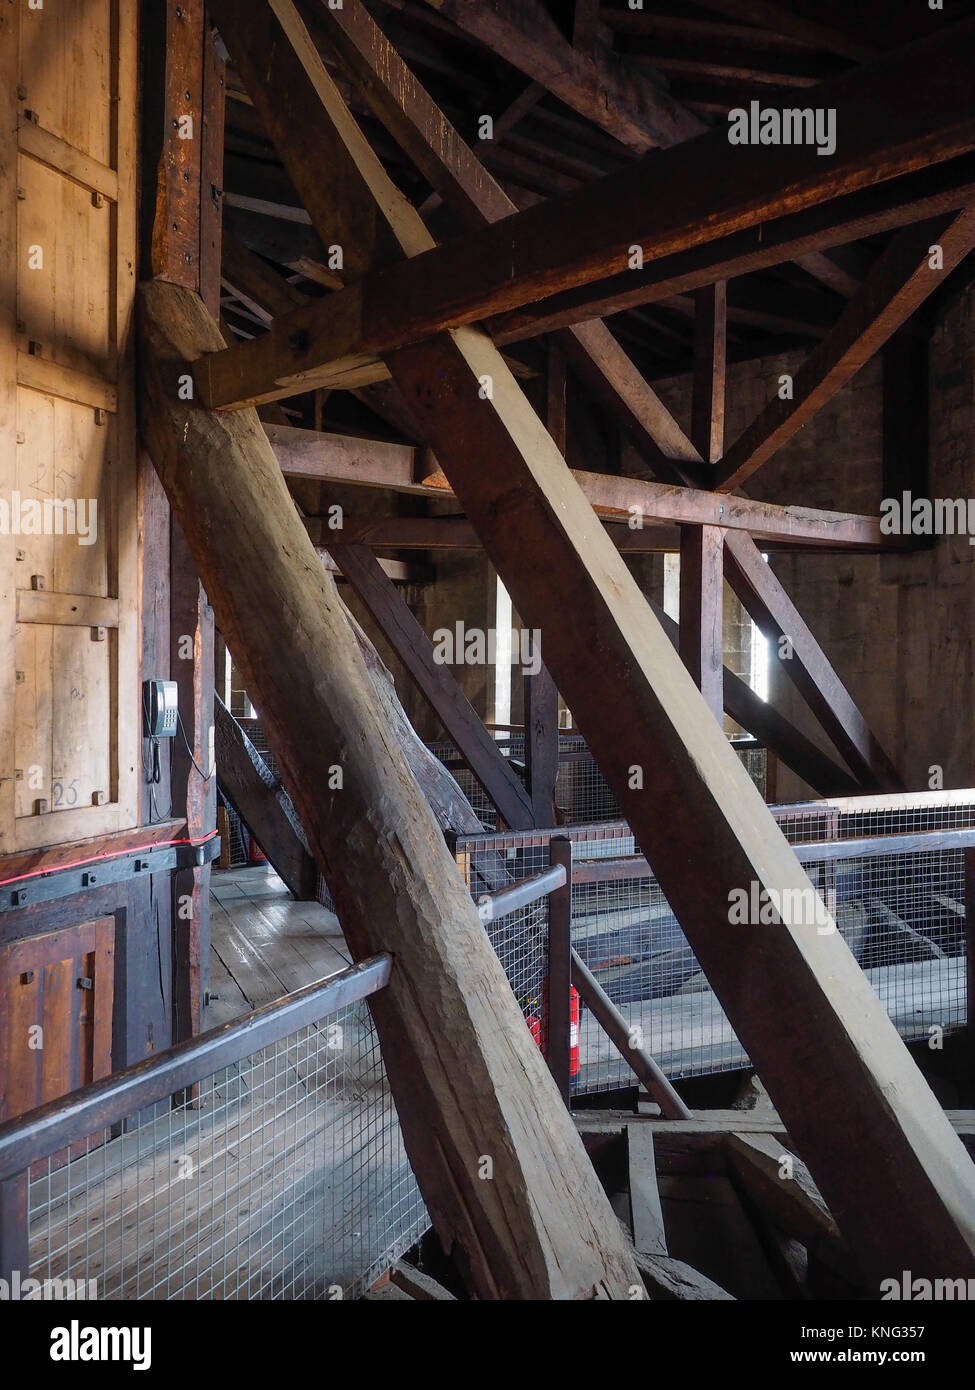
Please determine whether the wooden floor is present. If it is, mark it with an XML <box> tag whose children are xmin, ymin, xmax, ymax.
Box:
<box><xmin>207</xmin><ymin>865</ymin><xmax>351</xmax><ymax>1026</ymax></box>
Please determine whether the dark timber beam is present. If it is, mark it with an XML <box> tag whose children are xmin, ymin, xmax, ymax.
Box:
<box><xmin>138</xmin><ymin>278</ymin><xmax>641</xmax><ymax>1301</ymax></box>
<box><xmin>648</xmin><ymin>601</ymin><xmax>860</xmax><ymax>798</ymax></box>
<box><xmin>214</xmin><ymin>696</ymin><xmax>318</xmax><ymax>900</ymax></box>
<box><xmin>326</xmin><ymin>542</ymin><xmax>534</xmax><ymax>829</ymax></box>
<box><xmin>421</xmin><ymin>0</ymin><xmax>706</xmax><ymax>152</ymax></box>
<box><xmin>488</xmin><ymin>157</ymin><xmax>975</xmax><ymax>342</ymax></box>
<box><xmin>684</xmin><ymin>0</ymin><xmax>878</xmax><ymax>61</ymax></box>
<box><xmin>143</xmin><ymin>0</ymin><xmax>222</xmax><ymax>1042</ymax></box>
<box><xmin>715</xmin><ymin>210</ymin><xmax>975</xmax><ymax>491</ymax></box>
<box><xmin>723</xmin><ymin>532</ymin><xmax>903</xmax><ymax>791</ymax></box>
<box><xmin>248</xmin><ymin>0</ymin><xmax>975</xmax><ymax>1286</ymax></box>
<box><xmin>524</xmin><ymin>665</ymin><xmax>560</xmax><ymax>828</ymax></box>
<box><xmin>391</xmin><ymin>325</ymin><xmax>975</xmax><ymax>1286</ymax></box>
<box><xmin>193</xmin><ymin>23</ymin><xmax>975</xmax><ymax>408</ymax></box>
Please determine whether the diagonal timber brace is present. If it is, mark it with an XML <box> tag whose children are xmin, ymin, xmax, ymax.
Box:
<box><xmin>388</xmin><ymin>323</ymin><xmax>975</xmax><ymax>1285</ymax></box>
<box><xmin>327</xmin><ymin>541</ymin><xmax>534</xmax><ymax>828</ymax></box>
<box><xmin>137</xmin><ymin>280</ymin><xmax>642</xmax><ymax>1300</ymax></box>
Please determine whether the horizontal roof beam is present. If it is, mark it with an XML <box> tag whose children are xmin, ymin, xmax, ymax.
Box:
<box><xmin>268</xmin><ymin>424</ymin><xmax>901</xmax><ymax>550</ymax></box>
<box><xmin>194</xmin><ymin>21</ymin><xmax>975</xmax><ymax>408</ymax></box>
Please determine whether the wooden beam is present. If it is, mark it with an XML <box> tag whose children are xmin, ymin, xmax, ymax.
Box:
<box><xmin>193</xmin><ymin>25</ymin><xmax>975</xmax><ymax>407</ymax></box>
<box><xmin>715</xmin><ymin>211</ymin><xmax>975</xmax><ymax>491</ymax></box>
<box><xmin>691</xmin><ymin>283</ymin><xmax>727</xmax><ymax>467</ymax></box>
<box><xmin>545</xmin><ymin>340</ymin><xmax>567</xmax><ymax>457</ymax></box>
<box><xmin>679</xmin><ymin>282</ymin><xmax>726</xmax><ymax>721</ymax></box>
<box><xmin>679</xmin><ymin>526</ymin><xmax>724</xmax><ymax>723</ymax></box>
<box><xmin>268</xmin><ymin>423</ymin><xmax>893</xmax><ymax>548</ymax></box>
<box><xmin>143</xmin><ymin>0</ymin><xmax>219</xmax><ymax>1042</ymax></box>
<box><xmin>208</xmin><ymin>0</ymin><xmax>400</xmax><ymax>281</ymax></box>
<box><xmin>489</xmin><ymin>157</ymin><xmax>975</xmax><ymax>342</ymax></box>
<box><xmin>648</xmin><ymin>599</ymin><xmax>861</xmax><ymax>797</ymax></box>
<box><xmin>326</xmin><ymin>542</ymin><xmax>534</xmax><ymax>829</ymax></box>
<box><xmin>684</xmin><ymin>0</ymin><xmax>878</xmax><ymax>62</ymax></box>
<box><xmin>723</xmin><ymin>532</ymin><xmax>902</xmax><ymax>790</ymax></box>
<box><xmin>725</xmin><ymin>1131</ymin><xmax>857</xmax><ymax>1280</ymax></box>
<box><xmin>199</xmin><ymin>1</ymin><xmax>975</xmax><ymax>1285</ymax></box>
<box><xmin>627</xmin><ymin>1125</ymin><xmax>667</xmax><ymax>1257</ymax></box>
<box><xmin>423</xmin><ymin>0</ymin><xmax>705</xmax><ymax>152</ymax></box>
<box><xmin>138</xmin><ymin>277</ymin><xmax>641</xmax><ymax>1301</ymax></box>
<box><xmin>524</xmin><ymin>664</ymin><xmax>559</xmax><ymax>828</ymax></box>
<box><xmin>214</xmin><ymin>696</ymin><xmax>318</xmax><ymax>900</ymax></box>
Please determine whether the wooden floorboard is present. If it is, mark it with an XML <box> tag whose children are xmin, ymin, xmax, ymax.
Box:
<box><xmin>207</xmin><ymin>866</ymin><xmax>350</xmax><ymax>1017</ymax></box>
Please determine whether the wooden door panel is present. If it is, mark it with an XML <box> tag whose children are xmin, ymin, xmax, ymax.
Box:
<box><xmin>0</xmin><ymin>916</ymin><xmax>115</xmax><ymax>1125</ymax></box>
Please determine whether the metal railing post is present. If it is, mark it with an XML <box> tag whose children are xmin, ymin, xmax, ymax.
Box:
<box><xmin>547</xmin><ymin>837</ymin><xmax>573</xmax><ymax>1106</ymax></box>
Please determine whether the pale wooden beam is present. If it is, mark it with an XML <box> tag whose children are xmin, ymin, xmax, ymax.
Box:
<box><xmin>680</xmin><ymin>281</ymin><xmax>727</xmax><ymax>721</ymax></box>
<box><xmin>138</xmin><ymin>277</ymin><xmax>641</xmax><ymax>1301</ymax></box>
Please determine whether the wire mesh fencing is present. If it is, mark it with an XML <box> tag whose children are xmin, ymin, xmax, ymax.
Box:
<box><xmin>454</xmin><ymin>793</ymin><xmax>975</xmax><ymax>1093</ymax></box>
<box><xmin>429</xmin><ymin>733</ymin><xmax>765</xmax><ymax>827</ymax></box>
<box><xmin>21</xmin><ymin>993</ymin><xmax>426</xmax><ymax>1301</ymax></box>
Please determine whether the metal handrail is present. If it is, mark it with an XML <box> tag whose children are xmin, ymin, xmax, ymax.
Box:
<box><xmin>477</xmin><ymin>864</ymin><xmax>566</xmax><ymax>921</ymax></box>
<box><xmin>0</xmin><ymin>952</ymin><xmax>391</xmax><ymax>1181</ymax></box>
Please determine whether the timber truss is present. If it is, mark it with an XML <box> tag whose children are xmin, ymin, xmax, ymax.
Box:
<box><xmin>143</xmin><ymin>0</ymin><xmax>975</xmax><ymax>1294</ymax></box>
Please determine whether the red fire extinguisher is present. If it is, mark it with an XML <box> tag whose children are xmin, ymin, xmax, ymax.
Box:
<box><xmin>248</xmin><ymin>834</ymin><xmax>268</xmax><ymax>865</ymax></box>
<box><xmin>537</xmin><ymin>978</ymin><xmax>581</xmax><ymax>1077</ymax></box>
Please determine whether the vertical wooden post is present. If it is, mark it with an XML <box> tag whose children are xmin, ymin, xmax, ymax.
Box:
<box><xmin>524</xmin><ymin>665</ymin><xmax>559</xmax><ymax>826</ymax></box>
<box><xmin>143</xmin><ymin>0</ymin><xmax>224</xmax><ymax>1041</ymax></box>
<box><xmin>691</xmin><ymin>281</ymin><xmax>727</xmax><ymax>467</ymax></box>
<box><xmin>679</xmin><ymin>526</ymin><xmax>725</xmax><ymax>722</ymax></box>
<box><xmin>547</xmin><ymin>836</ymin><xmax>573</xmax><ymax>1106</ymax></box>
<box><xmin>680</xmin><ymin>282</ymin><xmax>726</xmax><ymax>722</ymax></box>
<box><xmin>546</xmin><ymin>341</ymin><xmax>568</xmax><ymax>455</ymax></box>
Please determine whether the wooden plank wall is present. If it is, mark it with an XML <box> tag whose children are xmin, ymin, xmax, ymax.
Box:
<box><xmin>1</xmin><ymin>0</ymin><xmax>139</xmax><ymax>858</ymax></box>
<box><xmin>0</xmin><ymin>2</ymin><xmax>179</xmax><ymax>1077</ymax></box>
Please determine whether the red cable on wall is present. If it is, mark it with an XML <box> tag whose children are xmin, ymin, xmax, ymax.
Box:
<box><xmin>0</xmin><ymin>830</ymin><xmax>221</xmax><ymax>890</ymax></box>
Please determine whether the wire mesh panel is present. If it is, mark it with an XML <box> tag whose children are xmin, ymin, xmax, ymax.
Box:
<box><xmin>26</xmin><ymin>1001</ymin><xmax>426</xmax><ymax>1301</ymax></box>
<box><xmin>827</xmin><ymin>848</ymin><xmax>967</xmax><ymax>1040</ymax></box>
<box><xmin>455</xmin><ymin>793</ymin><xmax>975</xmax><ymax>1092</ymax></box>
<box><xmin>430</xmin><ymin>733</ymin><xmax>765</xmax><ymax>827</ymax></box>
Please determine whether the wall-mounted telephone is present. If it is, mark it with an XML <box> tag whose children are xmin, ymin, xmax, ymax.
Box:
<box><xmin>142</xmin><ymin>679</ymin><xmax>179</xmax><ymax>738</ymax></box>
